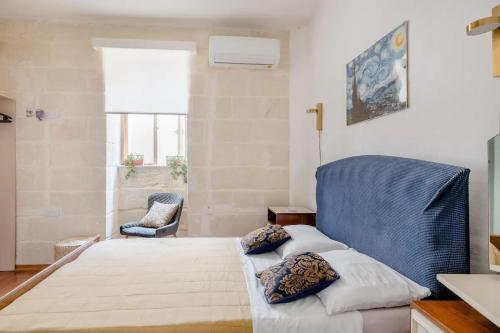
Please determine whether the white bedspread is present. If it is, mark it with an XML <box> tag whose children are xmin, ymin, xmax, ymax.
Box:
<box><xmin>235</xmin><ymin>240</ymin><xmax>364</xmax><ymax>333</ymax></box>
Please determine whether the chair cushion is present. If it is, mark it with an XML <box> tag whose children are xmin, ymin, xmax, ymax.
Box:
<box><xmin>139</xmin><ymin>202</ymin><xmax>179</xmax><ymax>228</ymax></box>
<box><xmin>121</xmin><ymin>226</ymin><xmax>157</xmax><ymax>238</ymax></box>
<box><xmin>256</xmin><ymin>252</ymin><xmax>339</xmax><ymax>304</ymax></box>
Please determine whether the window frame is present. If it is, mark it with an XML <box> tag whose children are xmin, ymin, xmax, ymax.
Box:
<box><xmin>121</xmin><ymin>114</ymin><xmax>186</xmax><ymax>166</ymax></box>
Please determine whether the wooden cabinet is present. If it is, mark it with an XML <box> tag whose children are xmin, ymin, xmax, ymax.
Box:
<box><xmin>411</xmin><ymin>301</ymin><xmax>500</xmax><ymax>333</ymax></box>
<box><xmin>267</xmin><ymin>206</ymin><xmax>315</xmax><ymax>226</ymax></box>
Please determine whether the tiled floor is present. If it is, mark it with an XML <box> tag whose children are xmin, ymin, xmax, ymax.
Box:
<box><xmin>0</xmin><ymin>271</ymin><xmax>37</xmax><ymax>298</ymax></box>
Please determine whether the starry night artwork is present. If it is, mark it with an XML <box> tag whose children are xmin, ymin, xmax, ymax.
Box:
<box><xmin>346</xmin><ymin>22</ymin><xmax>408</xmax><ymax>125</ymax></box>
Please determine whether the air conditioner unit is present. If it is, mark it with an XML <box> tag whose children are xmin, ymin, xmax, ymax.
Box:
<box><xmin>209</xmin><ymin>36</ymin><xmax>280</xmax><ymax>69</ymax></box>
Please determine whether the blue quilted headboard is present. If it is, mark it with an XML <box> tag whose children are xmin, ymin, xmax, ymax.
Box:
<box><xmin>316</xmin><ymin>155</ymin><xmax>470</xmax><ymax>297</ymax></box>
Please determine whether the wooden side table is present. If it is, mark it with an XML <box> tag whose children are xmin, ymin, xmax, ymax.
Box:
<box><xmin>437</xmin><ymin>274</ymin><xmax>500</xmax><ymax>328</ymax></box>
<box><xmin>267</xmin><ymin>206</ymin><xmax>316</xmax><ymax>226</ymax></box>
<box><xmin>411</xmin><ymin>300</ymin><xmax>500</xmax><ymax>333</ymax></box>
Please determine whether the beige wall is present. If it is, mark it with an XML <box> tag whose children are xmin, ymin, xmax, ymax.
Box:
<box><xmin>105</xmin><ymin>114</ymin><xmax>121</xmax><ymax>239</ymax></box>
<box><xmin>0</xmin><ymin>20</ymin><xmax>289</xmax><ymax>264</ymax></box>
<box><xmin>187</xmin><ymin>30</ymin><xmax>290</xmax><ymax>237</ymax></box>
<box><xmin>0</xmin><ymin>21</ymin><xmax>107</xmax><ymax>264</ymax></box>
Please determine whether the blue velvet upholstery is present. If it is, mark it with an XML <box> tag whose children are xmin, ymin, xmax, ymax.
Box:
<box><xmin>315</xmin><ymin>155</ymin><xmax>470</xmax><ymax>297</ymax></box>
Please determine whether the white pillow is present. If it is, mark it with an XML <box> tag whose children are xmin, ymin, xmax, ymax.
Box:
<box><xmin>317</xmin><ymin>249</ymin><xmax>431</xmax><ymax>314</ymax></box>
<box><xmin>139</xmin><ymin>202</ymin><xmax>178</xmax><ymax>228</ymax></box>
<box><xmin>275</xmin><ymin>225</ymin><xmax>348</xmax><ymax>259</ymax></box>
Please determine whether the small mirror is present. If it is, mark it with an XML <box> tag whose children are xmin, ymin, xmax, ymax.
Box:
<box><xmin>488</xmin><ymin>134</ymin><xmax>500</xmax><ymax>272</ymax></box>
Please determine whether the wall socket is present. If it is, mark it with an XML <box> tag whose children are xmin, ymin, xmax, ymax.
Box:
<box><xmin>45</xmin><ymin>209</ymin><xmax>61</xmax><ymax>219</ymax></box>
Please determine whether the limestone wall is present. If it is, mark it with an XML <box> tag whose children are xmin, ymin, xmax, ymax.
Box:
<box><xmin>0</xmin><ymin>20</ymin><xmax>289</xmax><ymax>263</ymax></box>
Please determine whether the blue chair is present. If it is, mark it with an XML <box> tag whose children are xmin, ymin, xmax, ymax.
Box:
<box><xmin>120</xmin><ymin>193</ymin><xmax>184</xmax><ymax>238</ymax></box>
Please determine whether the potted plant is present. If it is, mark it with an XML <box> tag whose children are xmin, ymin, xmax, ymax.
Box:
<box><xmin>166</xmin><ymin>156</ymin><xmax>187</xmax><ymax>183</ymax></box>
<box><xmin>123</xmin><ymin>154</ymin><xmax>144</xmax><ymax>179</ymax></box>
<box><xmin>130</xmin><ymin>154</ymin><xmax>144</xmax><ymax>166</ymax></box>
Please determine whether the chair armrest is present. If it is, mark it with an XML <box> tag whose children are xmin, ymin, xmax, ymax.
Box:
<box><xmin>120</xmin><ymin>222</ymin><xmax>141</xmax><ymax>231</ymax></box>
<box><xmin>155</xmin><ymin>220</ymin><xmax>179</xmax><ymax>237</ymax></box>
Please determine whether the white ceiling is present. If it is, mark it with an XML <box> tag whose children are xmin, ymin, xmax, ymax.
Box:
<box><xmin>0</xmin><ymin>0</ymin><xmax>322</xmax><ymax>29</ymax></box>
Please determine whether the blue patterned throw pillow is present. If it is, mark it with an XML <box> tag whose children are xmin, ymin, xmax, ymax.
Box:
<box><xmin>241</xmin><ymin>225</ymin><xmax>291</xmax><ymax>254</ymax></box>
<box><xmin>256</xmin><ymin>252</ymin><xmax>339</xmax><ymax>304</ymax></box>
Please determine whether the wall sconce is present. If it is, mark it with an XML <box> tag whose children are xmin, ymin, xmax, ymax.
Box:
<box><xmin>307</xmin><ymin>103</ymin><xmax>324</xmax><ymax>165</ymax></box>
<box><xmin>466</xmin><ymin>5</ymin><xmax>500</xmax><ymax>77</ymax></box>
<box><xmin>306</xmin><ymin>103</ymin><xmax>323</xmax><ymax>132</ymax></box>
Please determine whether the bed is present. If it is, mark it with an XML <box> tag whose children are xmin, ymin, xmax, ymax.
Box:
<box><xmin>0</xmin><ymin>155</ymin><xmax>471</xmax><ymax>333</ymax></box>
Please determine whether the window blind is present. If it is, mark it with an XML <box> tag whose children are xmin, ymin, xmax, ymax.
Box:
<box><xmin>100</xmin><ymin>44</ymin><xmax>192</xmax><ymax>115</ymax></box>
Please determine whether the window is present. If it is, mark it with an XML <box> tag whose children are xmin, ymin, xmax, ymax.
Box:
<box><xmin>123</xmin><ymin>114</ymin><xmax>186</xmax><ymax>166</ymax></box>
<box><xmin>97</xmin><ymin>41</ymin><xmax>193</xmax><ymax>167</ymax></box>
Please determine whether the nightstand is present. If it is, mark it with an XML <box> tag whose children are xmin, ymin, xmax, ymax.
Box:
<box><xmin>411</xmin><ymin>300</ymin><xmax>500</xmax><ymax>333</ymax></box>
<box><xmin>267</xmin><ymin>206</ymin><xmax>316</xmax><ymax>226</ymax></box>
<box><xmin>437</xmin><ymin>274</ymin><xmax>500</xmax><ymax>327</ymax></box>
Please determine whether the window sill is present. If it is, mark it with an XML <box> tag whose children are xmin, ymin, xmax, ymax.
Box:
<box><xmin>118</xmin><ymin>165</ymin><xmax>169</xmax><ymax>169</ymax></box>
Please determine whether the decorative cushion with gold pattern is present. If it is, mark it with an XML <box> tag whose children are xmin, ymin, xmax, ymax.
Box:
<box><xmin>241</xmin><ymin>225</ymin><xmax>291</xmax><ymax>255</ymax></box>
<box><xmin>256</xmin><ymin>252</ymin><xmax>339</xmax><ymax>304</ymax></box>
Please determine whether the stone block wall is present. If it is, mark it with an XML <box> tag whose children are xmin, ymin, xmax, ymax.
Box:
<box><xmin>188</xmin><ymin>31</ymin><xmax>290</xmax><ymax>236</ymax></box>
<box><xmin>0</xmin><ymin>21</ymin><xmax>107</xmax><ymax>264</ymax></box>
<box><xmin>0</xmin><ymin>20</ymin><xmax>289</xmax><ymax>263</ymax></box>
<box><xmin>105</xmin><ymin>114</ymin><xmax>121</xmax><ymax>239</ymax></box>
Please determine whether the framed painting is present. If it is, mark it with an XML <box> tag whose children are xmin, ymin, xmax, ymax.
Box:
<box><xmin>346</xmin><ymin>22</ymin><xmax>408</xmax><ymax>125</ymax></box>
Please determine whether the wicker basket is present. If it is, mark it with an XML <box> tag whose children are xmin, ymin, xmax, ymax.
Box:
<box><xmin>54</xmin><ymin>236</ymin><xmax>94</xmax><ymax>261</ymax></box>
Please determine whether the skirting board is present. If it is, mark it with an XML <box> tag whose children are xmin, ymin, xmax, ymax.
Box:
<box><xmin>15</xmin><ymin>265</ymin><xmax>50</xmax><ymax>273</ymax></box>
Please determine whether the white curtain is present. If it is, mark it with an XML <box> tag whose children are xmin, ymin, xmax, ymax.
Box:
<box><xmin>101</xmin><ymin>47</ymin><xmax>191</xmax><ymax>115</ymax></box>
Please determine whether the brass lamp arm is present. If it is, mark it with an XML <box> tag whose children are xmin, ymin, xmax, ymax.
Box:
<box><xmin>306</xmin><ymin>103</ymin><xmax>323</xmax><ymax>132</ymax></box>
<box><xmin>467</xmin><ymin>16</ymin><xmax>500</xmax><ymax>36</ymax></box>
<box><xmin>466</xmin><ymin>5</ymin><xmax>500</xmax><ymax>77</ymax></box>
